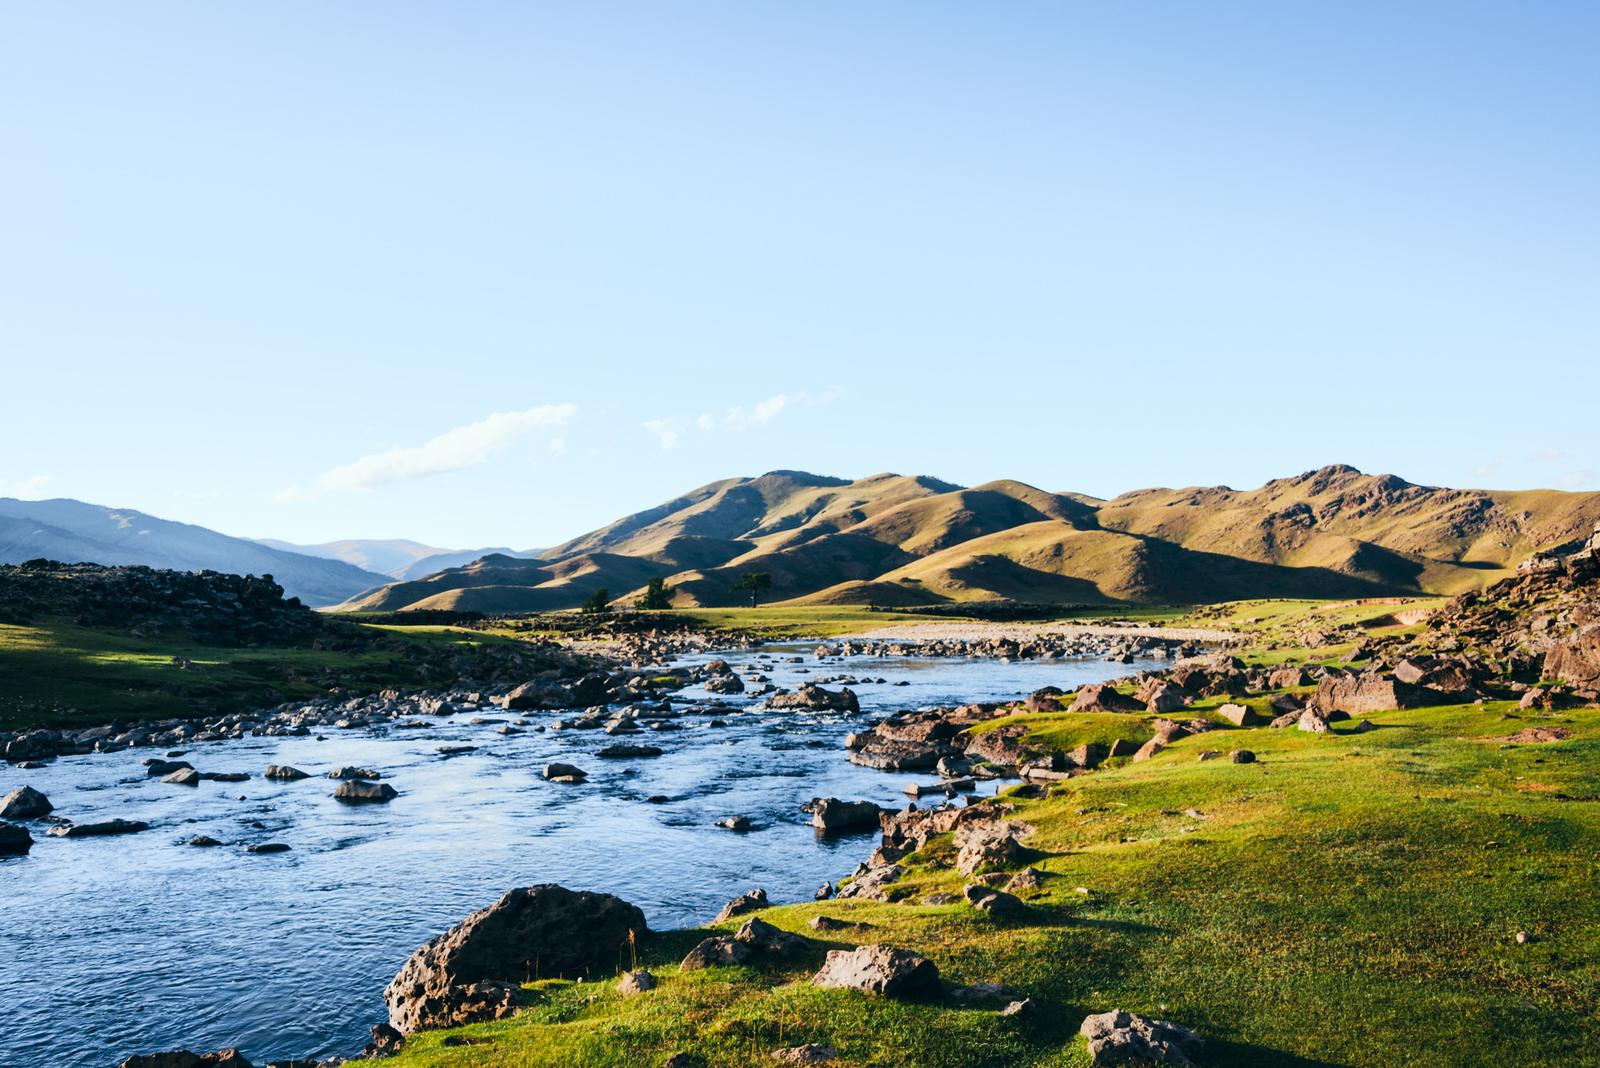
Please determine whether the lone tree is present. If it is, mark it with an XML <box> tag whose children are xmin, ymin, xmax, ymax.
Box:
<box><xmin>637</xmin><ymin>576</ymin><xmax>673</xmax><ymax>611</ymax></box>
<box><xmin>734</xmin><ymin>572</ymin><xmax>773</xmax><ymax>608</ymax></box>
<box><xmin>581</xmin><ymin>587</ymin><xmax>612</xmax><ymax>615</ymax></box>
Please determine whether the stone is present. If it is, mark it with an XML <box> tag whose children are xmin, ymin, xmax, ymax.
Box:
<box><xmin>809</xmin><ymin>798</ymin><xmax>883</xmax><ymax>833</ymax></box>
<box><xmin>542</xmin><ymin>762</ymin><xmax>587</xmax><ymax>781</ymax></box>
<box><xmin>1080</xmin><ymin>1009</ymin><xmax>1203</xmax><ymax>1066</ymax></box>
<box><xmin>1296</xmin><ymin>711</ymin><xmax>1330</xmax><ymax>734</ymax></box>
<box><xmin>1070</xmin><ymin>683</ymin><xmax>1144</xmax><ymax>714</ymax></box>
<box><xmin>1216</xmin><ymin>703</ymin><xmax>1256</xmax><ymax>727</ymax></box>
<box><xmin>680</xmin><ymin>935</ymin><xmax>752</xmax><ymax>970</ymax></box>
<box><xmin>1025</xmin><ymin>686</ymin><xmax>1066</xmax><ymax>712</ymax></box>
<box><xmin>617</xmin><ymin>969</ymin><xmax>657</xmax><ymax>995</ymax></box>
<box><xmin>963</xmin><ymin>884</ymin><xmax>1027</xmax><ymax>918</ymax></box>
<box><xmin>0</xmin><ymin>785</ymin><xmax>52</xmax><ymax>819</ymax></box>
<box><xmin>1546</xmin><ymin>623</ymin><xmax>1600</xmax><ymax>688</ymax></box>
<box><xmin>1311</xmin><ymin>673</ymin><xmax>1437</xmax><ymax>716</ymax></box>
<box><xmin>1006</xmin><ymin>867</ymin><xmax>1044</xmax><ymax>893</ymax></box>
<box><xmin>734</xmin><ymin>916</ymin><xmax>810</xmax><ymax>957</ymax></box>
<box><xmin>144</xmin><ymin>759</ymin><xmax>193</xmax><ymax>776</ymax></box>
<box><xmin>1229</xmin><ymin>749</ymin><xmax>1256</xmax><ymax>764</ymax></box>
<box><xmin>47</xmin><ymin>818</ymin><xmax>148</xmax><ymax>838</ymax></box>
<box><xmin>0</xmin><ymin>821</ymin><xmax>33</xmax><ymax>855</ymax></box>
<box><xmin>810</xmin><ymin>915</ymin><xmax>871</xmax><ymax>933</ymax></box>
<box><xmin>1268</xmin><ymin>665</ymin><xmax>1311</xmax><ymax>689</ymax></box>
<box><xmin>188</xmin><ymin>835</ymin><xmax>223</xmax><ymax>847</ymax></box>
<box><xmin>246</xmin><ymin>842</ymin><xmax>291</xmax><ymax>854</ymax></box>
<box><xmin>263</xmin><ymin>765</ymin><xmax>309</xmax><ymax>781</ymax></box>
<box><xmin>333</xmin><ymin>779</ymin><xmax>397</xmax><ymax>803</ymax></box>
<box><xmin>117</xmin><ymin>1050</ymin><xmax>253</xmax><ymax>1068</ymax></box>
<box><xmin>384</xmin><ymin>884</ymin><xmax>647</xmax><ymax>1032</ymax></box>
<box><xmin>949</xmin><ymin>982</ymin><xmax>1025</xmax><ymax>1006</ymax></box>
<box><xmin>713</xmin><ymin>888</ymin><xmax>769</xmax><ymax>923</ymax></box>
<box><xmin>1001</xmin><ymin>998</ymin><xmax>1037</xmax><ymax>1019</ymax></box>
<box><xmin>770</xmin><ymin>1044</ymin><xmax>839</xmax><ymax>1063</ymax></box>
<box><xmin>162</xmin><ymin>768</ymin><xmax>202</xmax><ymax>786</ymax></box>
<box><xmin>327</xmin><ymin>766</ymin><xmax>381</xmax><ymax>780</ymax></box>
<box><xmin>767</xmin><ymin>683</ymin><xmax>860</xmax><ymax>713</ymax></box>
<box><xmin>811</xmin><ymin>945</ymin><xmax>940</xmax><ymax>998</ymax></box>
<box><xmin>717</xmin><ymin>816</ymin><xmax>751</xmax><ymax>832</ymax></box>
<box><xmin>1142</xmin><ymin>681</ymin><xmax>1189</xmax><ymax>713</ymax></box>
<box><xmin>365</xmin><ymin>1022</ymin><xmax>405</xmax><ymax>1057</ymax></box>
<box><xmin>955</xmin><ymin>820</ymin><xmax>1030</xmax><ymax>875</ymax></box>
<box><xmin>596</xmin><ymin>743</ymin><xmax>664</xmax><ymax>759</ymax></box>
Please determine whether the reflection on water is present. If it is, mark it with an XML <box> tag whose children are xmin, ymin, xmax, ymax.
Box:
<box><xmin>0</xmin><ymin>648</ymin><xmax>1159</xmax><ymax>1067</ymax></box>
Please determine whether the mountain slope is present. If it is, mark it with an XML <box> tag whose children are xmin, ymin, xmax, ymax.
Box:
<box><xmin>258</xmin><ymin>538</ymin><xmax>545</xmax><ymax>580</ymax></box>
<box><xmin>334</xmin><ymin>467</ymin><xmax>1600</xmax><ymax>612</ymax></box>
<box><xmin>0</xmin><ymin>499</ymin><xmax>387</xmax><ymax>607</ymax></box>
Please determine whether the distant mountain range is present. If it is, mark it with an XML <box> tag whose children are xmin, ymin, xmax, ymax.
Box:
<box><xmin>254</xmin><ymin>538</ymin><xmax>545</xmax><ymax>581</ymax></box>
<box><xmin>0</xmin><ymin>498</ymin><xmax>388</xmax><ymax>607</ymax></box>
<box><xmin>336</xmin><ymin>466</ymin><xmax>1600</xmax><ymax>613</ymax></box>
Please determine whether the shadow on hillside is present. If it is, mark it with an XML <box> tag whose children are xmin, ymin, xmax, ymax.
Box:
<box><xmin>1197</xmin><ymin>1037</ymin><xmax>1347</xmax><ymax>1067</ymax></box>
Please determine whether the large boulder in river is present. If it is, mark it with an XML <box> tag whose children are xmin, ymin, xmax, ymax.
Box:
<box><xmin>0</xmin><ymin>821</ymin><xmax>33</xmax><ymax>855</ymax></box>
<box><xmin>808</xmin><ymin>798</ymin><xmax>882</xmax><ymax>833</ymax></box>
<box><xmin>0</xmin><ymin>785</ymin><xmax>52</xmax><ymax>819</ymax></box>
<box><xmin>768</xmin><ymin>684</ymin><xmax>860</xmax><ymax>713</ymax></box>
<box><xmin>333</xmin><ymin>779</ymin><xmax>397</xmax><ymax>803</ymax></box>
<box><xmin>384</xmin><ymin>885</ymin><xmax>647</xmax><ymax>1033</ymax></box>
<box><xmin>812</xmin><ymin>945</ymin><xmax>940</xmax><ymax>998</ymax></box>
<box><xmin>117</xmin><ymin>1049</ymin><xmax>253</xmax><ymax>1068</ymax></box>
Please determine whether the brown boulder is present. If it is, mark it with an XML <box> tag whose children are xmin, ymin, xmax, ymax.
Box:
<box><xmin>1310</xmin><ymin>673</ymin><xmax>1436</xmax><ymax>715</ymax></box>
<box><xmin>812</xmin><ymin>945</ymin><xmax>940</xmax><ymax>998</ymax></box>
<box><xmin>1546</xmin><ymin>623</ymin><xmax>1600</xmax><ymax>688</ymax></box>
<box><xmin>383</xmin><ymin>885</ymin><xmax>647</xmax><ymax>1033</ymax></box>
<box><xmin>1070</xmin><ymin>683</ymin><xmax>1144</xmax><ymax>714</ymax></box>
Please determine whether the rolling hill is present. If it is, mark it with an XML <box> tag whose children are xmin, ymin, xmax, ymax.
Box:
<box><xmin>0</xmin><ymin>498</ymin><xmax>388</xmax><ymax>607</ymax></box>
<box><xmin>335</xmin><ymin>465</ymin><xmax>1600</xmax><ymax>613</ymax></box>
<box><xmin>255</xmin><ymin>538</ymin><xmax>546</xmax><ymax>580</ymax></box>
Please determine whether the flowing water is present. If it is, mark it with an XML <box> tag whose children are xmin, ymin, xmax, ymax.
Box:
<box><xmin>0</xmin><ymin>648</ymin><xmax>1161</xmax><ymax>1068</ymax></box>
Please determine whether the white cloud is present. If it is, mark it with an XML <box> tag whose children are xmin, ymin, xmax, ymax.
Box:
<box><xmin>723</xmin><ymin>389</ymin><xmax>841</xmax><ymax>430</ymax></box>
<box><xmin>696</xmin><ymin>413</ymin><xmax>716</xmax><ymax>432</ymax></box>
<box><xmin>309</xmin><ymin>403</ymin><xmax>576</xmax><ymax>494</ymax></box>
<box><xmin>547</xmin><ymin>436</ymin><xmax>569</xmax><ymax>456</ymax></box>
<box><xmin>274</xmin><ymin>484</ymin><xmax>316</xmax><ymax>504</ymax></box>
<box><xmin>643</xmin><ymin>419</ymin><xmax>682</xmax><ymax>450</ymax></box>
<box><xmin>1557</xmin><ymin>469</ymin><xmax>1597</xmax><ymax>489</ymax></box>
<box><xmin>0</xmin><ymin>474</ymin><xmax>51</xmax><ymax>498</ymax></box>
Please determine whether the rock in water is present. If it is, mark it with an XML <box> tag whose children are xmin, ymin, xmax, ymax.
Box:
<box><xmin>808</xmin><ymin>798</ymin><xmax>882</xmax><ymax>833</ymax></box>
<box><xmin>333</xmin><ymin>779</ymin><xmax>397</xmax><ymax>803</ymax></box>
<box><xmin>117</xmin><ymin>1050</ymin><xmax>253</xmax><ymax>1068</ymax></box>
<box><xmin>0</xmin><ymin>785</ymin><xmax>52</xmax><ymax>819</ymax></box>
<box><xmin>1079</xmin><ymin>1010</ymin><xmax>1203</xmax><ymax>1066</ymax></box>
<box><xmin>264</xmin><ymin>765</ymin><xmax>309</xmax><ymax>781</ymax></box>
<box><xmin>811</xmin><ymin>945</ymin><xmax>940</xmax><ymax>998</ymax></box>
<box><xmin>47</xmin><ymin>819</ymin><xmax>148</xmax><ymax>838</ymax></box>
<box><xmin>327</xmin><ymin>766</ymin><xmax>381</xmax><ymax>780</ymax></box>
<box><xmin>0</xmin><ymin>822</ymin><xmax>33</xmax><ymax>855</ymax></box>
<box><xmin>384</xmin><ymin>884</ymin><xmax>647</xmax><ymax>1033</ymax></box>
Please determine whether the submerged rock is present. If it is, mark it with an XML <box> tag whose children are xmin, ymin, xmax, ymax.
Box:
<box><xmin>384</xmin><ymin>884</ymin><xmax>647</xmax><ymax>1033</ymax></box>
<box><xmin>48</xmin><ymin>818</ymin><xmax>148</xmax><ymax>838</ymax></box>
<box><xmin>0</xmin><ymin>821</ymin><xmax>33</xmax><ymax>855</ymax></box>
<box><xmin>333</xmin><ymin>779</ymin><xmax>397</xmax><ymax>803</ymax></box>
<box><xmin>263</xmin><ymin>765</ymin><xmax>309</xmax><ymax>781</ymax></box>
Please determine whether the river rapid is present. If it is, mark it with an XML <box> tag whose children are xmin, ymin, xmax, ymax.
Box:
<box><xmin>1</xmin><ymin>646</ymin><xmax>1161</xmax><ymax>1068</ymax></box>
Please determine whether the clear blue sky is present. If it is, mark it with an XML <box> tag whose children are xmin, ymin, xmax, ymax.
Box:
<box><xmin>2</xmin><ymin>2</ymin><xmax>1596</xmax><ymax>549</ymax></box>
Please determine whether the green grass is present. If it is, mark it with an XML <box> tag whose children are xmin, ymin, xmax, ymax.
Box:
<box><xmin>667</xmin><ymin>606</ymin><xmax>948</xmax><ymax>639</ymax></box>
<box><xmin>385</xmin><ymin>700</ymin><xmax>1600</xmax><ymax>1067</ymax></box>
<box><xmin>0</xmin><ymin>617</ymin><xmax>529</xmax><ymax>730</ymax></box>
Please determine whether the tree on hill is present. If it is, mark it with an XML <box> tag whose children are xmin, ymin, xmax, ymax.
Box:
<box><xmin>637</xmin><ymin>577</ymin><xmax>673</xmax><ymax>611</ymax></box>
<box><xmin>734</xmin><ymin>572</ymin><xmax>773</xmax><ymax>608</ymax></box>
<box><xmin>581</xmin><ymin>587</ymin><xmax>612</xmax><ymax>614</ymax></box>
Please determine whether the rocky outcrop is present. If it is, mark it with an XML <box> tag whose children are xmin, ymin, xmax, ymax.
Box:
<box><xmin>812</xmin><ymin>945</ymin><xmax>940</xmax><ymax>998</ymax></box>
<box><xmin>117</xmin><ymin>1051</ymin><xmax>253</xmax><ymax>1068</ymax></box>
<box><xmin>1070</xmin><ymin>683</ymin><xmax>1144</xmax><ymax>713</ymax></box>
<box><xmin>767</xmin><ymin>684</ymin><xmax>860</xmax><ymax>713</ymax></box>
<box><xmin>954</xmin><ymin>819</ymin><xmax>1032</xmax><ymax>875</ymax></box>
<box><xmin>333</xmin><ymin>779</ymin><xmax>396</xmax><ymax>803</ymax></box>
<box><xmin>1079</xmin><ymin>1010</ymin><xmax>1203</xmax><ymax>1066</ymax></box>
<box><xmin>383</xmin><ymin>885</ymin><xmax>647</xmax><ymax>1033</ymax></box>
<box><xmin>1309</xmin><ymin>672</ymin><xmax>1438</xmax><ymax>715</ymax></box>
<box><xmin>807</xmin><ymin>798</ymin><xmax>883</xmax><ymax>833</ymax></box>
<box><xmin>713</xmin><ymin>888</ymin><xmax>769</xmax><ymax>922</ymax></box>
<box><xmin>1545</xmin><ymin>623</ymin><xmax>1600</xmax><ymax>688</ymax></box>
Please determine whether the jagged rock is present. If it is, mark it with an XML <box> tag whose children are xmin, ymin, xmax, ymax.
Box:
<box><xmin>808</xmin><ymin>798</ymin><xmax>882</xmax><ymax>833</ymax></box>
<box><xmin>1025</xmin><ymin>686</ymin><xmax>1066</xmax><ymax>712</ymax></box>
<box><xmin>542</xmin><ymin>762</ymin><xmax>587</xmax><ymax>782</ymax></box>
<box><xmin>1001</xmin><ymin>997</ymin><xmax>1037</xmax><ymax>1019</ymax></box>
<box><xmin>955</xmin><ymin>820</ymin><xmax>1031</xmax><ymax>876</ymax></box>
<box><xmin>963</xmin><ymin>884</ymin><xmax>1027</xmax><ymax>917</ymax></box>
<box><xmin>713</xmin><ymin>888</ymin><xmax>769</xmax><ymax>923</ymax></box>
<box><xmin>680</xmin><ymin>935</ymin><xmax>752</xmax><ymax>970</ymax></box>
<box><xmin>118</xmin><ymin>1050</ymin><xmax>253</xmax><ymax>1068</ymax></box>
<box><xmin>617</xmin><ymin>969</ymin><xmax>657</xmax><ymax>995</ymax></box>
<box><xmin>835</xmin><ymin>863</ymin><xmax>904</xmax><ymax>902</ymax></box>
<box><xmin>1216</xmin><ymin>703</ymin><xmax>1257</xmax><ymax>727</ymax></box>
<box><xmin>1140</xmin><ymin>680</ymin><xmax>1189</xmax><ymax>713</ymax></box>
<box><xmin>365</xmin><ymin>1022</ymin><xmax>405</xmax><ymax>1058</ymax></box>
<box><xmin>1268</xmin><ymin>665</ymin><xmax>1311</xmax><ymax>688</ymax></box>
<box><xmin>1311</xmin><ymin>673</ymin><xmax>1437</xmax><ymax>715</ymax></box>
<box><xmin>0</xmin><ymin>822</ymin><xmax>33</xmax><ymax>855</ymax></box>
<box><xmin>327</xmin><ymin>766</ymin><xmax>381</xmax><ymax>780</ymax></box>
<box><xmin>1006</xmin><ymin>867</ymin><xmax>1044</xmax><ymax>893</ymax></box>
<box><xmin>0</xmin><ymin>785</ymin><xmax>52</xmax><ymax>819</ymax></box>
<box><xmin>384</xmin><ymin>885</ymin><xmax>647</xmax><ymax>1032</ymax></box>
<box><xmin>1296</xmin><ymin>711</ymin><xmax>1330</xmax><ymax>734</ymax></box>
<box><xmin>333</xmin><ymin>779</ymin><xmax>396</xmax><ymax>803</ymax></box>
<box><xmin>1546</xmin><ymin>623</ymin><xmax>1600</xmax><ymax>688</ymax></box>
<box><xmin>705</xmin><ymin>673</ymin><xmax>745</xmax><ymax>695</ymax></box>
<box><xmin>734</xmin><ymin>916</ymin><xmax>810</xmax><ymax>957</ymax></box>
<box><xmin>1080</xmin><ymin>1010</ymin><xmax>1203</xmax><ymax>1066</ymax></box>
<box><xmin>812</xmin><ymin>945</ymin><xmax>940</xmax><ymax>998</ymax></box>
<box><xmin>848</xmin><ymin>738</ymin><xmax>947</xmax><ymax>771</ymax></box>
<box><xmin>1070</xmin><ymin>683</ymin><xmax>1143</xmax><ymax>714</ymax></box>
<box><xmin>263</xmin><ymin>765</ymin><xmax>309</xmax><ymax>781</ymax></box>
<box><xmin>596</xmin><ymin>743</ymin><xmax>663</xmax><ymax>759</ymax></box>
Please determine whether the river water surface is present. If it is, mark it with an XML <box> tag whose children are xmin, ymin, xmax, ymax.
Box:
<box><xmin>1</xmin><ymin>648</ymin><xmax>1158</xmax><ymax>1068</ymax></box>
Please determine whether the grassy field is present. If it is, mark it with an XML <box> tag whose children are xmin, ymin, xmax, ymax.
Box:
<box><xmin>0</xmin><ymin>618</ymin><xmax>527</xmax><ymax>730</ymax></box>
<box><xmin>383</xmin><ymin>699</ymin><xmax>1600</xmax><ymax>1068</ymax></box>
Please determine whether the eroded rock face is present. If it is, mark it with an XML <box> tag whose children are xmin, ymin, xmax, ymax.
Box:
<box><xmin>1310</xmin><ymin>672</ymin><xmax>1435</xmax><ymax>715</ymax></box>
<box><xmin>1079</xmin><ymin>1010</ymin><xmax>1203</xmax><ymax>1066</ymax></box>
<box><xmin>383</xmin><ymin>885</ymin><xmax>647</xmax><ymax>1033</ymax></box>
<box><xmin>812</xmin><ymin>945</ymin><xmax>940</xmax><ymax>998</ymax></box>
<box><xmin>1546</xmin><ymin>622</ymin><xmax>1600</xmax><ymax>688</ymax></box>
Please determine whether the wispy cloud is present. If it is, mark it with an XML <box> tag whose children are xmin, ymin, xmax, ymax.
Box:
<box><xmin>641</xmin><ymin>389</ymin><xmax>843</xmax><ymax>452</ymax></box>
<box><xmin>279</xmin><ymin>404</ymin><xmax>576</xmax><ymax>500</ymax></box>
<box><xmin>643</xmin><ymin>420</ymin><xmax>682</xmax><ymax>450</ymax></box>
<box><xmin>1557</xmin><ymin>469</ymin><xmax>1597</xmax><ymax>489</ymax></box>
<box><xmin>0</xmin><ymin>474</ymin><xmax>51</xmax><ymax>498</ymax></box>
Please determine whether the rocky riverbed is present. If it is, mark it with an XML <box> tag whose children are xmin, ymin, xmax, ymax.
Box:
<box><xmin>1</xmin><ymin>645</ymin><xmax>1169</xmax><ymax>1068</ymax></box>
